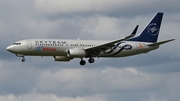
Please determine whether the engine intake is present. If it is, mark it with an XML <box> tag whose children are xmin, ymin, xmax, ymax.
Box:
<box><xmin>67</xmin><ymin>49</ymin><xmax>86</xmax><ymax>58</ymax></box>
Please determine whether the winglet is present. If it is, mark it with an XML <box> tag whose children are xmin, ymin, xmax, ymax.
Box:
<box><xmin>125</xmin><ymin>25</ymin><xmax>139</xmax><ymax>39</ymax></box>
<box><xmin>132</xmin><ymin>25</ymin><xmax>139</xmax><ymax>36</ymax></box>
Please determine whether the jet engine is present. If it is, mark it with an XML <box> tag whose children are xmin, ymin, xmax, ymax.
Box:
<box><xmin>53</xmin><ymin>56</ymin><xmax>71</xmax><ymax>62</ymax></box>
<box><xmin>67</xmin><ymin>49</ymin><xmax>86</xmax><ymax>58</ymax></box>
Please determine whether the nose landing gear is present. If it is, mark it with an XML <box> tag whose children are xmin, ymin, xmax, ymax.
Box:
<box><xmin>22</xmin><ymin>58</ymin><xmax>26</xmax><ymax>62</ymax></box>
<box><xmin>16</xmin><ymin>54</ymin><xmax>26</xmax><ymax>62</ymax></box>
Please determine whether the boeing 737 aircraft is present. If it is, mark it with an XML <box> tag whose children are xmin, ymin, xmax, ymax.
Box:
<box><xmin>7</xmin><ymin>12</ymin><xmax>174</xmax><ymax>65</ymax></box>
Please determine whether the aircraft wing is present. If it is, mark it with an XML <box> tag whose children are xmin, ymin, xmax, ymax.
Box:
<box><xmin>85</xmin><ymin>25</ymin><xmax>139</xmax><ymax>56</ymax></box>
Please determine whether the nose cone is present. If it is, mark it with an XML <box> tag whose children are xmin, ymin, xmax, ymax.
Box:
<box><xmin>6</xmin><ymin>45</ymin><xmax>15</xmax><ymax>53</ymax></box>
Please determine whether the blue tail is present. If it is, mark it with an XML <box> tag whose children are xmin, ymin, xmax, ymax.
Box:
<box><xmin>128</xmin><ymin>12</ymin><xmax>163</xmax><ymax>43</ymax></box>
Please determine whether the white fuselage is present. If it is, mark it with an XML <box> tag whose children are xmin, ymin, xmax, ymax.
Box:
<box><xmin>7</xmin><ymin>39</ymin><xmax>158</xmax><ymax>58</ymax></box>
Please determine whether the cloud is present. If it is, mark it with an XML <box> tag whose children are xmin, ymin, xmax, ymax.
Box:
<box><xmin>0</xmin><ymin>61</ymin><xmax>40</xmax><ymax>95</ymax></box>
<box><xmin>33</xmin><ymin>0</ymin><xmax>143</xmax><ymax>14</ymax></box>
<box><xmin>33</xmin><ymin>0</ymin><xmax>180</xmax><ymax>16</ymax></box>
<box><xmin>33</xmin><ymin>67</ymin><xmax>171</xmax><ymax>96</ymax></box>
<box><xmin>81</xmin><ymin>15</ymin><xmax>123</xmax><ymax>40</ymax></box>
<box><xmin>0</xmin><ymin>93</ymin><xmax>107</xmax><ymax>101</ymax></box>
<box><xmin>126</xmin><ymin>68</ymin><xmax>142</xmax><ymax>75</ymax></box>
<box><xmin>0</xmin><ymin>66</ymin><xmax>180</xmax><ymax>101</ymax></box>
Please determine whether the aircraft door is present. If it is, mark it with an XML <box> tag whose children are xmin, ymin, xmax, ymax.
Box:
<box><xmin>27</xmin><ymin>40</ymin><xmax>32</xmax><ymax>49</ymax></box>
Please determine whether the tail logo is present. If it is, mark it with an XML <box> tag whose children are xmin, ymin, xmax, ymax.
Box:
<box><xmin>147</xmin><ymin>23</ymin><xmax>159</xmax><ymax>36</ymax></box>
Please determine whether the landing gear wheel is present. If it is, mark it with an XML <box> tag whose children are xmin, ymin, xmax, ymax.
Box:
<box><xmin>22</xmin><ymin>59</ymin><xmax>26</xmax><ymax>62</ymax></box>
<box><xmin>88</xmin><ymin>58</ymin><xmax>95</xmax><ymax>63</ymax></box>
<box><xmin>80</xmin><ymin>60</ymin><xmax>86</xmax><ymax>66</ymax></box>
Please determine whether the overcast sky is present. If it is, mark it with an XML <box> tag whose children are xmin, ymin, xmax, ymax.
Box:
<box><xmin>0</xmin><ymin>0</ymin><xmax>180</xmax><ymax>101</ymax></box>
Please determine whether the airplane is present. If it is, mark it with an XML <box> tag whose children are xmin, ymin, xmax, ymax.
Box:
<box><xmin>6</xmin><ymin>12</ymin><xmax>175</xmax><ymax>66</ymax></box>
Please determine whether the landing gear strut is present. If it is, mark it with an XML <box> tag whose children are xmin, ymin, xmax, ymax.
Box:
<box><xmin>80</xmin><ymin>59</ymin><xmax>86</xmax><ymax>66</ymax></box>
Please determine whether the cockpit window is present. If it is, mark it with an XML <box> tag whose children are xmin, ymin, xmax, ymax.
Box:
<box><xmin>13</xmin><ymin>43</ymin><xmax>21</xmax><ymax>45</ymax></box>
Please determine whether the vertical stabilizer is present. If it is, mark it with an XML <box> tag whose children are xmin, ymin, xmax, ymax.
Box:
<box><xmin>128</xmin><ymin>12</ymin><xmax>163</xmax><ymax>43</ymax></box>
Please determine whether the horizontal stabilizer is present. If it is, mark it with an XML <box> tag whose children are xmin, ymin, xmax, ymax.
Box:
<box><xmin>148</xmin><ymin>39</ymin><xmax>175</xmax><ymax>46</ymax></box>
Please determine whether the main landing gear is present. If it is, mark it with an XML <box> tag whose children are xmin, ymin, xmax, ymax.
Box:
<box><xmin>88</xmin><ymin>58</ymin><xmax>95</xmax><ymax>63</ymax></box>
<box><xmin>80</xmin><ymin>59</ymin><xmax>86</xmax><ymax>65</ymax></box>
<box><xmin>80</xmin><ymin>58</ymin><xmax>95</xmax><ymax>66</ymax></box>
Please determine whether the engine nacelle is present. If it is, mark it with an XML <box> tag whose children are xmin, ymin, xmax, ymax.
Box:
<box><xmin>67</xmin><ymin>49</ymin><xmax>86</xmax><ymax>58</ymax></box>
<box><xmin>53</xmin><ymin>56</ymin><xmax>71</xmax><ymax>62</ymax></box>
